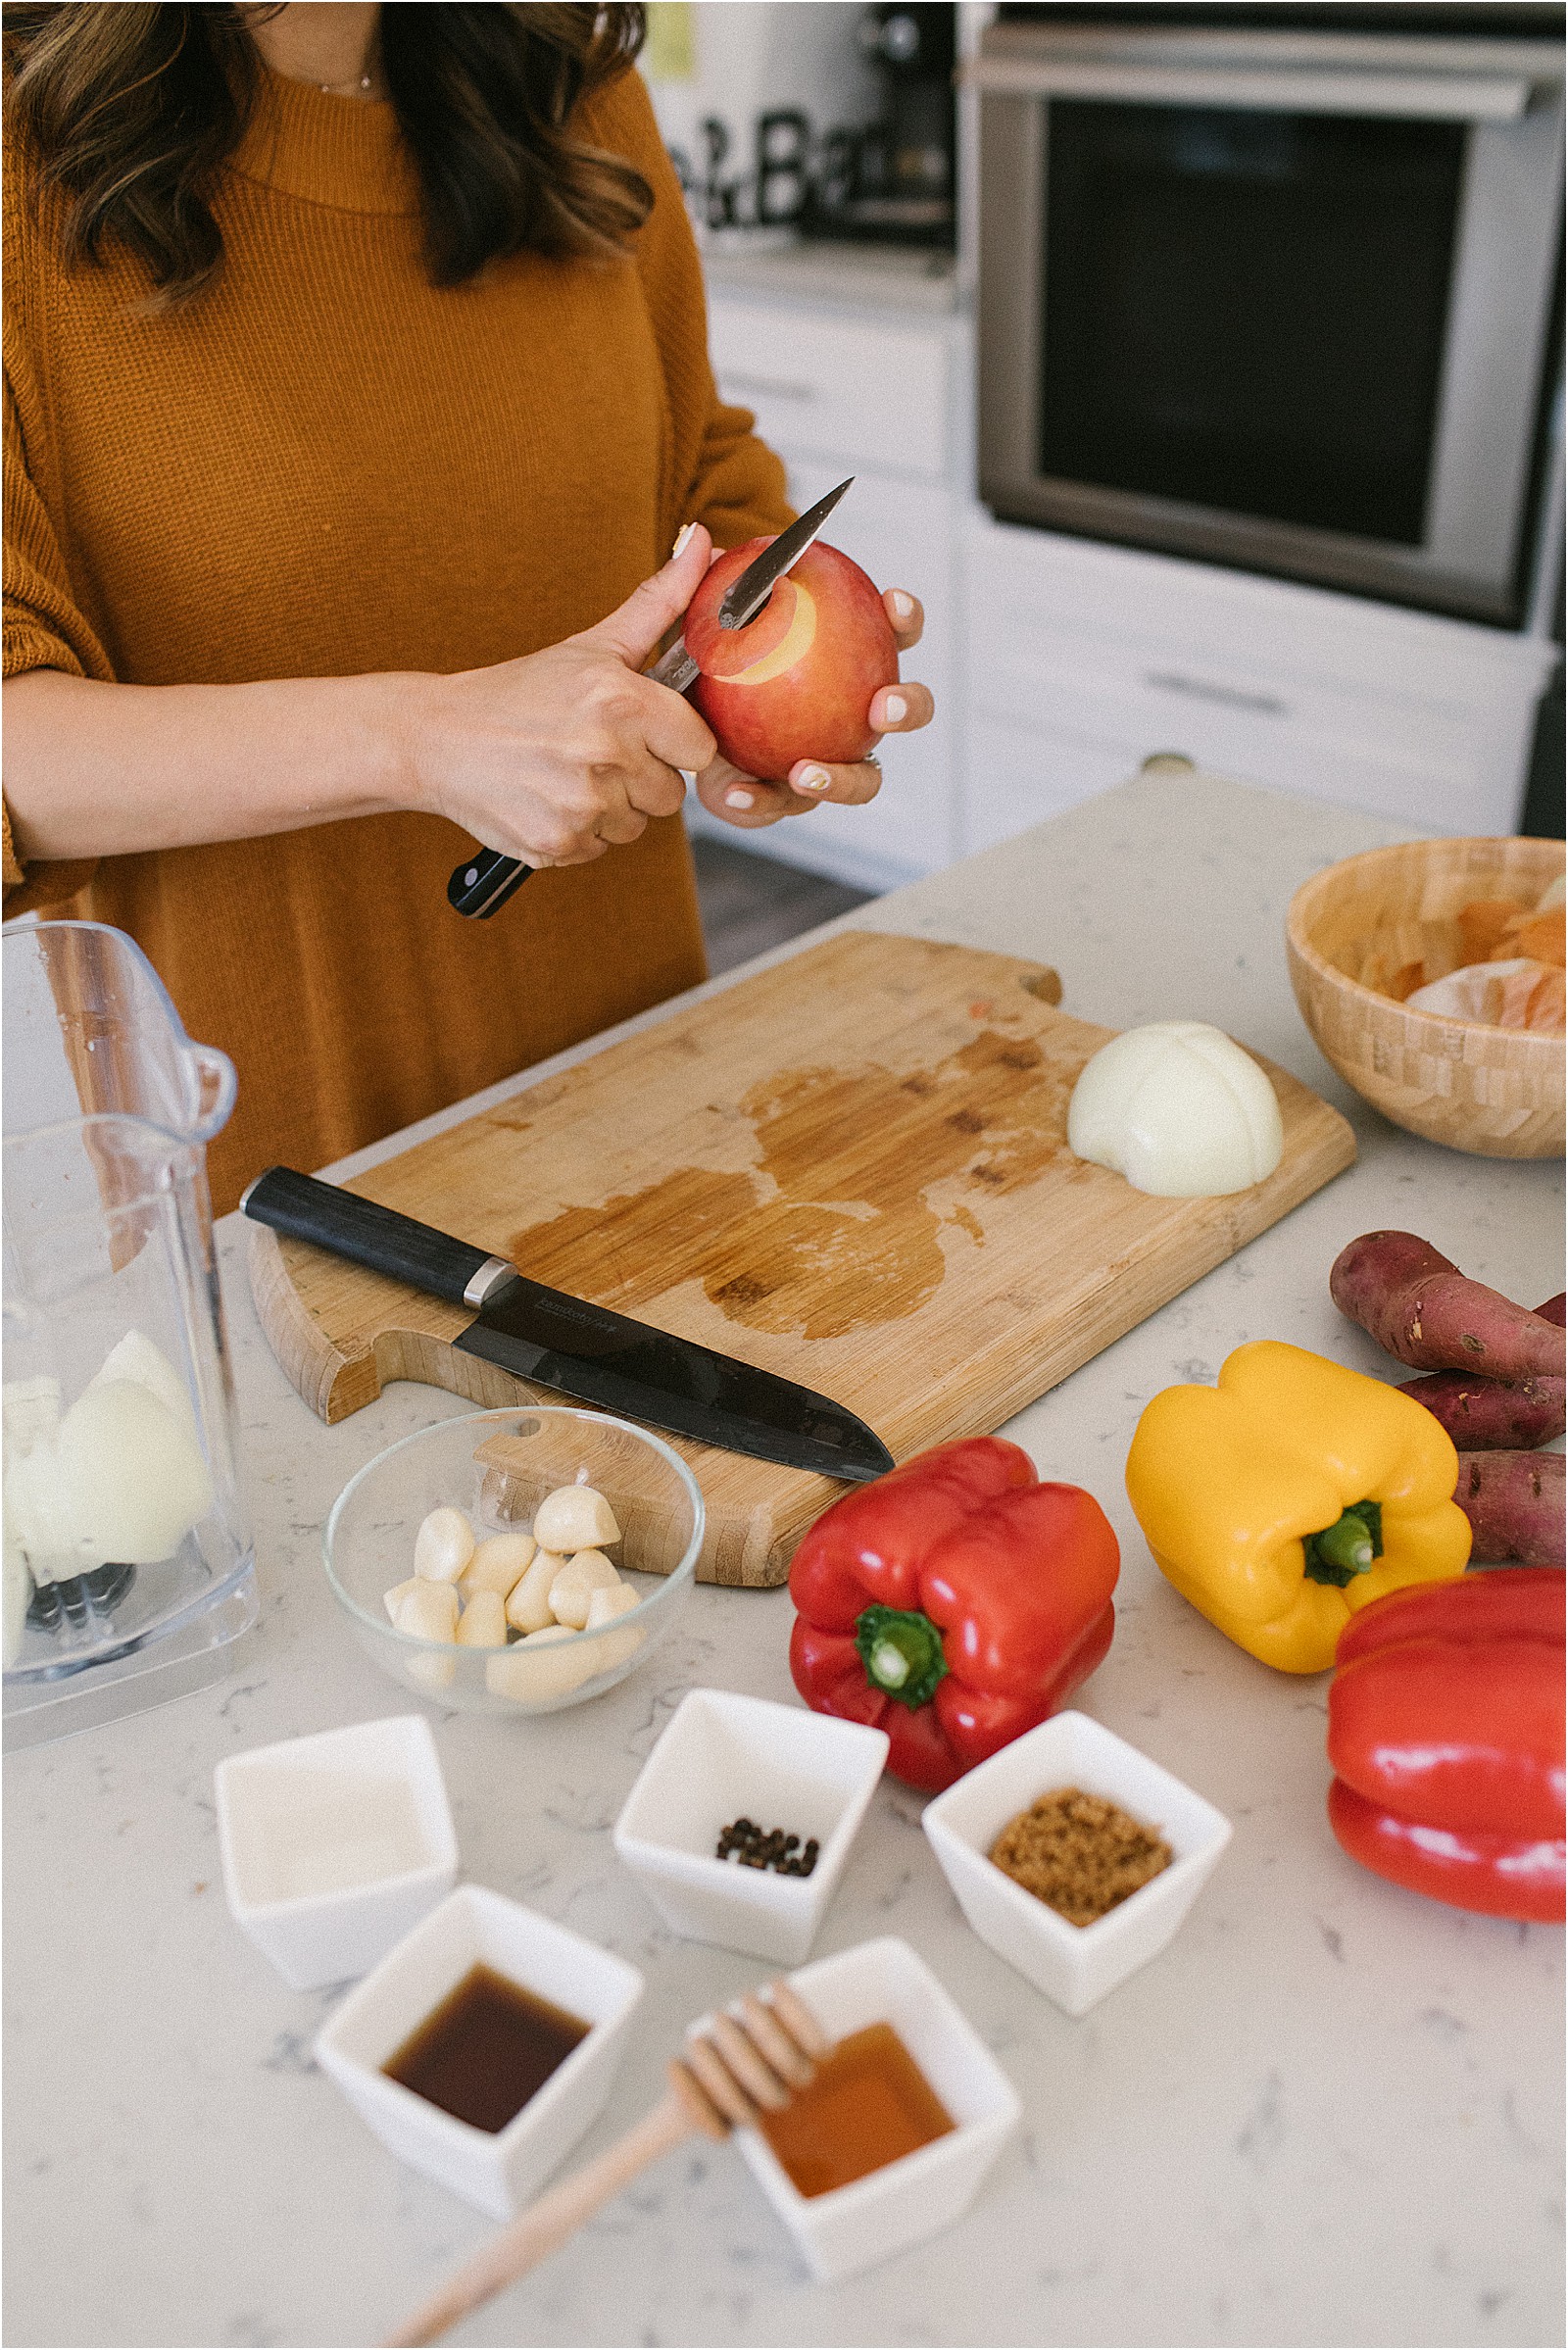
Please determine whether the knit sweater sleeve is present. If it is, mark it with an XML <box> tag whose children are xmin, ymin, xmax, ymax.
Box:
<box><xmin>3</xmin><ymin>164</ymin><xmax>114</xmax><ymax>906</ymax></box>
<box><xmin>598</xmin><ymin>69</ymin><xmax>793</xmax><ymax>549</ymax></box>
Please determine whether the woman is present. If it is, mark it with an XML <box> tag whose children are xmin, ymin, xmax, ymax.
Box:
<box><xmin>2</xmin><ymin>3</ymin><xmax>931</xmax><ymax>1210</ymax></box>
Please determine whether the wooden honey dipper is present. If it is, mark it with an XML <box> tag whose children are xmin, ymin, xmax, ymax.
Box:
<box><xmin>384</xmin><ymin>1981</ymin><xmax>830</xmax><ymax>2347</ymax></box>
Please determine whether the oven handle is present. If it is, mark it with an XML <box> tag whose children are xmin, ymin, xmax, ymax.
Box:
<box><xmin>967</xmin><ymin>56</ymin><xmax>1535</xmax><ymax>123</ymax></box>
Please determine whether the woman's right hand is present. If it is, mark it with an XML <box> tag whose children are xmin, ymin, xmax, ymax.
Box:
<box><xmin>404</xmin><ymin>528</ymin><xmax>719</xmax><ymax>866</ymax></box>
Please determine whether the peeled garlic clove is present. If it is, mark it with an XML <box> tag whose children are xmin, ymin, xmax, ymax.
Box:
<box><xmin>1067</xmin><ymin>1020</ymin><xmax>1283</xmax><ymax>1199</ymax></box>
<box><xmin>579</xmin><ymin>1585</ymin><xmax>642</xmax><ymax>1675</ymax></box>
<box><xmin>486</xmin><ymin>1622</ymin><xmax>596</xmax><ymax>1704</ymax></box>
<box><xmin>505</xmin><ymin>1548</ymin><xmax>567</xmax><ymax>1634</ymax></box>
<box><xmin>459</xmin><ymin>1530</ymin><xmax>536</xmax><ymax>1603</ymax></box>
<box><xmin>584</xmin><ymin>1581</ymin><xmax>639</xmax><ymax>1630</ymax></box>
<box><xmin>415</xmin><ymin>1506</ymin><xmax>474</xmax><ymax>1584</ymax></box>
<box><xmin>457</xmin><ymin>1589</ymin><xmax>508</xmax><ymax>1647</ymax></box>
<box><xmin>398</xmin><ymin>1579</ymin><xmax>460</xmax><ymax>1689</ymax></box>
<box><xmin>532</xmin><ymin>1484</ymin><xmax>620</xmax><ymax>1554</ymax></box>
<box><xmin>397</xmin><ymin>1580</ymin><xmax>460</xmax><ymax>1642</ymax></box>
<box><xmin>584</xmin><ymin>1624</ymin><xmax>642</xmax><ymax>1676</ymax></box>
<box><xmin>548</xmin><ymin>1549</ymin><xmax>620</xmax><ymax>1629</ymax></box>
<box><xmin>384</xmin><ymin>1576</ymin><xmax>422</xmax><ymax>1626</ymax></box>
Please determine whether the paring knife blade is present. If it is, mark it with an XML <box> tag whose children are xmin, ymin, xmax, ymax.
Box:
<box><xmin>446</xmin><ymin>477</ymin><xmax>856</xmax><ymax>919</ymax></box>
<box><xmin>242</xmin><ymin>1166</ymin><xmax>895</xmax><ymax>1484</ymax></box>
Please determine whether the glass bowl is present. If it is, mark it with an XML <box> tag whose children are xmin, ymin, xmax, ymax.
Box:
<box><xmin>323</xmin><ymin>1408</ymin><xmax>704</xmax><ymax>1718</ymax></box>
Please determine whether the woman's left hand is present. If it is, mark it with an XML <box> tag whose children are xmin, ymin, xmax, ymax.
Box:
<box><xmin>692</xmin><ymin>589</ymin><xmax>932</xmax><ymax>831</ymax></box>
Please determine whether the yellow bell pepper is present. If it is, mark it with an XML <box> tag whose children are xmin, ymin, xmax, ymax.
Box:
<box><xmin>1125</xmin><ymin>1341</ymin><xmax>1471</xmax><ymax>1673</ymax></box>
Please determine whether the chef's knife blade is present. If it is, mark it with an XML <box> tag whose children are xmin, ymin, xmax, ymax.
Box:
<box><xmin>446</xmin><ymin>477</ymin><xmax>856</xmax><ymax>920</ymax></box>
<box><xmin>242</xmin><ymin>1166</ymin><xmax>895</xmax><ymax>1484</ymax></box>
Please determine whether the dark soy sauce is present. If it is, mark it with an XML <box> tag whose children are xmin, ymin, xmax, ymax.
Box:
<box><xmin>381</xmin><ymin>1962</ymin><xmax>590</xmax><ymax>2133</ymax></box>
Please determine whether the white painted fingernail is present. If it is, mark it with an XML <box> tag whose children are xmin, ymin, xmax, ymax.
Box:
<box><xmin>883</xmin><ymin>692</ymin><xmax>907</xmax><ymax>722</ymax></box>
<box><xmin>796</xmin><ymin>765</ymin><xmax>831</xmax><ymax>793</ymax></box>
<box><xmin>671</xmin><ymin>523</ymin><xmax>696</xmax><ymax>559</ymax></box>
<box><xmin>891</xmin><ymin>590</ymin><xmax>914</xmax><ymax>618</ymax></box>
<box><xmin>724</xmin><ymin>787</ymin><xmax>756</xmax><ymax>809</ymax></box>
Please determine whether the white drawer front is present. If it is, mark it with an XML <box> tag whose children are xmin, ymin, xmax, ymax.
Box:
<box><xmin>964</xmin><ymin>527</ymin><xmax>1544</xmax><ymax>834</ymax></box>
<box><xmin>970</xmin><ymin>639</ymin><xmax>1534</xmax><ymax>835</ymax></box>
<box><xmin>709</xmin><ymin>299</ymin><xmax>949</xmax><ymax>480</ymax></box>
<box><xmin>966</xmin><ymin>516</ymin><xmax>1556</xmax><ymax>711</ymax></box>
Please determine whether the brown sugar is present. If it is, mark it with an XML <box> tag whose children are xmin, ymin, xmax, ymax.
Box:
<box><xmin>990</xmin><ymin>1787</ymin><xmax>1172</xmax><ymax>1927</ymax></box>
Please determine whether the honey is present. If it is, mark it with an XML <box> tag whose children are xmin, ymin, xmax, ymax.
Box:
<box><xmin>758</xmin><ymin>2022</ymin><xmax>955</xmax><ymax>2198</ymax></box>
<box><xmin>381</xmin><ymin>1963</ymin><xmax>589</xmax><ymax>2134</ymax></box>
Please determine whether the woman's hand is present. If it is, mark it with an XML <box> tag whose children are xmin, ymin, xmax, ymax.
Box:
<box><xmin>405</xmin><ymin>530</ymin><xmax>719</xmax><ymax>865</ymax></box>
<box><xmin>2</xmin><ymin>537</ymin><xmax>926</xmax><ymax>873</ymax></box>
<box><xmin>690</xmin><ymin>588</ymin><xmax>933</xmax><ymax>833</ymax></box>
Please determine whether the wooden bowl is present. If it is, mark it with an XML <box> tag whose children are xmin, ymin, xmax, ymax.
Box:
<box><xmin>1287</xmin><ymin>836</ymin><xmax>1564</xmax><ymax>1159</ymax></box>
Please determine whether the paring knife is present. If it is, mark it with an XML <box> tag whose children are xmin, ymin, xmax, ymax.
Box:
<box><xmin>447</xmin><ymin>476</ymin><xmax>856</xmax><ymax>919</ymax></box>
<box><xmin>242</xmin><ymin>1165</ymin><xmax>895</xmax><ymax>1484</ymax></box>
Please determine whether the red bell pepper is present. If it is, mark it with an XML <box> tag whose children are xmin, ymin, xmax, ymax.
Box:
<box><xmin>1326</xmin><ymin>1568</ymin><xmax>1565</xmax><ymax>1924</ymax></box>
<box><xmin>787</xmin><ymin>1436</ymin><xmax>1120</xmax><ymax>1792</ymax></box>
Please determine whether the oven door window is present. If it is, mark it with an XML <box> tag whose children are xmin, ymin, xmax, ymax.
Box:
<box><xmin>1040</xmin><ymin>100</ymin><xmax>1467</xmax><ymax>546</ymax></box>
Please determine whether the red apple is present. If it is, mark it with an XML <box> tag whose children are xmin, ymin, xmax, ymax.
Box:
<box><xmin>684</xmin><ymin>536</ymin><xmax>900</xmax><ymax>779</ymax></box>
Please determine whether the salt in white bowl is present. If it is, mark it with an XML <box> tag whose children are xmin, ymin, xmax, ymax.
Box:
<box><xmin>215</xmin><ymin>1714</ymin><xmax>458</xmax><ymax>1991</ymax></box>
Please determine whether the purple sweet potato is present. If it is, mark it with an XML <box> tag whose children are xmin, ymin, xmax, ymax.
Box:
<box><xmin>1538</xmin><ymin>1294</ymin><xmax>1567</xmax><ymax>1329</ymax></box>
<box><xmin>1454</xmin><ymin>1449</ymin><xmax>1566</xmax><ymax>1567</ymax></box>
<box><xmin>1330</xmin><ymin>1233</ymin><xmax>1567</xmax><ymax>1380</ymax></box>
<box><xmin>1399</xmin><ymin>1370</ymin><xmax>1566</xmax><ymax>1449</ymax></box>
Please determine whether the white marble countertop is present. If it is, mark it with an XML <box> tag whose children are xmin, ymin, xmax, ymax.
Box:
<box><xmin>5</xmin><ymin>771</ymin><xmax>1563</xmax><ymax>2350</ymax></box>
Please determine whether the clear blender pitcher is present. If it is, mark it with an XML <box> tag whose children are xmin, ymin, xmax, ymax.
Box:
<box><xmin>3</xmin><ymin>919</ymin><xmax>257</xmax><ymax>1748</ymax></box>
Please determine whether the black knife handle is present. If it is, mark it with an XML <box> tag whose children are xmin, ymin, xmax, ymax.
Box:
<box><xmin>448</xmin><ymin>846</ymin><xmax>532</xmax><ymax>919</ymax></box>
<box><xmin>241</xmin><ymin>1166</ymin><xmax>504</xmax><ymax>1306</ymax></box>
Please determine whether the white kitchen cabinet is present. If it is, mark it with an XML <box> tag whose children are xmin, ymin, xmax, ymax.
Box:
<box><xmin>963</xmin><ymin>515</ymin><xmax>1559</xmax><ymax>846</ymax></box>
<box><xmin>767</xmin><ymin>460</ymin><xmax>956</xmax><ymax>884</ymax></box>
<box><xmin>707</xmin><ymin>299</ymin><xmax>952</xmax><ymax>482</ymax></box>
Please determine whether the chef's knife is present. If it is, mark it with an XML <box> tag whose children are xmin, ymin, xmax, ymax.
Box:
<box><xmin>242</xmin><ymin>1165</ymin><xmax>894</xmax><ymax>1483</ymax></box>
<box><xmin>447</xmin><ymin>476</ymin><xmax>856</xmax><ymax>919</ymax></box>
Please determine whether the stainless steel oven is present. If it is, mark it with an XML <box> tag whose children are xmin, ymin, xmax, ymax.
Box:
<box><xmin>975</xmin><ymin>7</ymin><xmax>1565</xmax><ymax>625</ymax></box>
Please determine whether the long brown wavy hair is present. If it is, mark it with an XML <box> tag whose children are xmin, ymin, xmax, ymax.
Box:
<box><xmin>3</xmin><ymin>3</ymin><xmax>652</xmax><ymax>304</ymax></box>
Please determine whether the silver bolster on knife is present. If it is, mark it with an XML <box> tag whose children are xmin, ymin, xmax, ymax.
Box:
<box><xmin>463</xmin><ymin>1256</ymin><xmax>519</xmax><ymax>1310</ymax></box>
<box><xmin>645</xmin><ymin>640</ymin><xmax>700</xmax><ymax>694</ymax></box>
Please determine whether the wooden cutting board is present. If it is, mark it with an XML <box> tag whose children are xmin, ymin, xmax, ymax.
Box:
<box><xmin>249</xmin><ymin>930</ymin><xmax>1355</xmax><ymax>1586</ymax></box>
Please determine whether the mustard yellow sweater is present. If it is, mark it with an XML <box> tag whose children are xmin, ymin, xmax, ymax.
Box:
<box><xmin>3</xmin><ymin>65</ymin><xmax>789</xmax><ymax>1211</ymax></box>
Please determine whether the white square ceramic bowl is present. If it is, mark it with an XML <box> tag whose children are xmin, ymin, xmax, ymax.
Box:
<box><xmin>314</xmin><ymin>1884</ymin><xmax>645</xmax><ymax>2220</ymax></box>
<box><xmin>612</xmin><ymin>1688</ymin><xmax>889</xmax><ymax>1965</ymax></box>
<box><xmin>215</xmin><ymin>1714</ymin><xmax>459</xmax><ymax>1990</ymax></box>
<box><xmin>921</xmin><ymin>1710</ymin><xmax>1232</xmax><ymax>2018</ymax></box>
<box><xmin>715</xmin><ymin>1934</ymin><xmax>1020</xmax><ymax>2285</ymax></box>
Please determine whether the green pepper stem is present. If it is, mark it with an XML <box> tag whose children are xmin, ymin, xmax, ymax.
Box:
<box><xmin>1303</xmin><ymin>1498</ymin><xmax>1385</xmax><ymax>1590</ymax></box>
<box><xmin>854</xmin><ymin>1604</ymin><xmax>949</xmax><ymax>1711</ymax></box>
<box><xmin>1314</xmin><ymin>1515</ymin><xmax>1373</xmax><ymax>1573</ymax></box>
